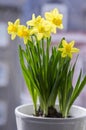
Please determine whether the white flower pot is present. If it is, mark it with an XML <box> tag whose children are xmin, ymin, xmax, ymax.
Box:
<box><xmin>15</xmin><ymin>104</ymin><xmax>86</xmax><ymax>130</ymax></box>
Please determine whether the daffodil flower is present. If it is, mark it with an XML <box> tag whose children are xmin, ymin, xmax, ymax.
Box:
<box><xmin>26</xmin><ymin>14</ymin><xmax>43</xmax><ymax>27</ymax></box>
<box><xmin>17</xmin><ymin>25</ymin><xmax>31</xmax><ymax>44</ymax></box>
<box><xmin>34</xmin><ymin>20</ymin><xmax>52</xmax><ymax>40</ymax></box>
<box><xmin>7</xmin><ymin>19</ymin><xmax>20</xmax><ymax>40</ymax></box>
<box><xmin>45</xmin><ymin>8</ymin><xmax>63</xmax><ymax>33</ymax></box>
<box><xmin>58</xmin><ymin>40</ymin><xmax>80</xmax><ymax>58</ymax></box>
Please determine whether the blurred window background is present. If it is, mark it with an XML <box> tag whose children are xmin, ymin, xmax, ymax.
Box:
<box><xmin>0</xmin><ymin>0</ymin><xmax>86</xmax><ymax>130</ymax></box>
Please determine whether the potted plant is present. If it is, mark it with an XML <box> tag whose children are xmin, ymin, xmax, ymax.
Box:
<box><xmin>7</xmin><ymin>8</ymin><xmax>86</xmax><ymax>130</ymax></box>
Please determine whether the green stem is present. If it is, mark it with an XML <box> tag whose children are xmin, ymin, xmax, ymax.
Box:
<box><xmin>44</xmin><ymin>103</ymin><xmax>48</xmax><ymax>116</ymax></box>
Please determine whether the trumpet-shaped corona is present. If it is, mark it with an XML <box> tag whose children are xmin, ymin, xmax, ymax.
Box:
<box><xmin>17</xmin><ymin>25</ymin><xmax>31</xmax><ymax>44</ymax></box>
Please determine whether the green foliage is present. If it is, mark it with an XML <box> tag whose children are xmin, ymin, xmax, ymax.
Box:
<box><xmin>57</xmin><ymin>55</ymin><xmax>86</xmax><ymax>117</ymax></box>
<box><xmin>18</xmin><ymin>37</ymin><xmax>86</xmax><ymax>117</ymax></box>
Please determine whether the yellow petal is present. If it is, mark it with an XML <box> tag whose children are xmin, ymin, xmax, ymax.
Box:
<box><xmin>15</xmin><ymin>19</ymin><xmax>20</xmax><ymax>25</ymax></box>
<box><xmin>71</xmin><ymin>48</ymin><xmax>80</xmax><ymax>53</ymax></box>
<box><xmin>62</xmin><ymin>52</ymin><xmax>67</xmax><ymax>57</ymax></box>
<box><xmin>32</xmin><ymin>14</ymin><xmax>35</xmax><ymax>19</ymax></box>
<box><xmin>68</xmin><ymin>53</ymin><xmax>72</xmax><ymax>58</ymax></box>
<box><xmin>8</xmin><ymin>22</ymin><xmax>12</xmax><ymax>26</ymax></box>
<box><xmin>70</xmin><ymin>41</ymin><xmax>75</xmax><ymax>47</ymax></box>
<box><xmin>53</xmin><ymin>8</ymin><xmax>59</xmax><ymax>14</ymax></box>
<box><xmin>62</xmin><ymin>40</ymin><xmax>68</xmax><ymax>47</ymax></box>
<box><xmin>58</xmin><ymin>48</ymin><xmax>64</xmax><ymax>52</ymax></box>
<box><xmin>45</xmin><ymin>13</ymin><xmax>52</xmax><ymax>21</ymax></box>
<box><xmin>59</xmin><ymin>14</ymin><xmax>63</xmax><ymax>19</ymax></box>
<box><xmin>37</xmin><ymin>33</ymin><xmax>43</xmax><ymax>40</ymax></box>
<box><xmin>11</xmin><ymin>34</ymin><xmax>16</xmax><ymax>40</ymax></box>
<box><xmin>24</xmin><ymin>38</ymin><xmax>28</xmax><ymax>44</ymax></box>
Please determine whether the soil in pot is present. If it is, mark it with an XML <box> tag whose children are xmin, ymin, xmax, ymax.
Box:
<box><xmin>35</xmin><ymin>106</ymin><xmax>64</xmax><ymax>118</ymax></box>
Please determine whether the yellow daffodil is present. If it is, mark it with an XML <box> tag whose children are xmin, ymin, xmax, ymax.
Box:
<box><xmin>17</xmin><ymin>25</ymin><xmax>31</xmax><ymax>44</ymax></box>
<box><xmin>26</xmin><ymin>14</ymin><xmax>43</xmax><ymax>27</ymax></box>
<box><xmin>7</xmin><ymin>19</ymin><xmax>20</xmax><ymax>40</ymax></box>
<box><xmin>58</xmin><ymin>40</ymin><xmax>80</xmax><ymax>58</ymax></box>
<box><xmin>34</xmin><ymin>20</ymin><xmax>52</xmax><ymax>40</ymax></box>
<box><xmin>45</xmin><ymin>8</ymin><xmax>63</xmax><ymax>33</ymax></box>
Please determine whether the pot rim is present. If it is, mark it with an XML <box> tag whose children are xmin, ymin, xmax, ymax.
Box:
<box><xmin>15</xmin><ymin>103</ymin><xmax>86</xmax><ymax>121</ymax></box>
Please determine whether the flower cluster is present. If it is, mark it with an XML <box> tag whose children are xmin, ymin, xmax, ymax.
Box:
<box><xmin>7</xmin><ymin>8</ymin><xmax>86</xmax><ymax>118</ymax></box>
<box><xmin>8</xmin><ymin>8</ymin><xmax>63</xmax><ymax>43</ymax></box>
<box><xmin>7</xmin><ymin>8</ymin><xmax>79</xmax><ymax>58</ymax></box>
